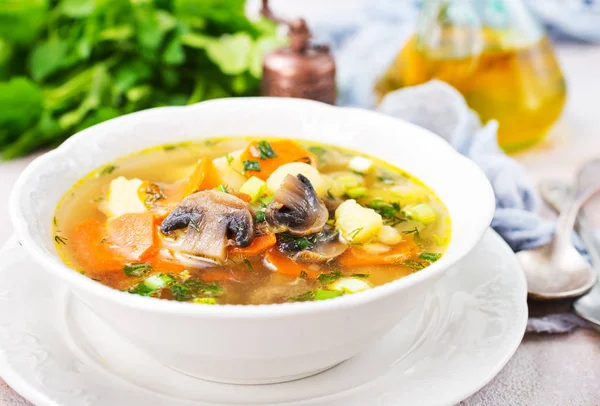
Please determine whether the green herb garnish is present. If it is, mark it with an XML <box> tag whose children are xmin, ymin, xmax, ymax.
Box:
<box><xmin>189</xmin><ymin>219</ymin><xmax>201</xmax><ymax>233</ymax></box>
<box><xmin>170</xmin><ymin>282</ymin><xmax>194</xmax><ymax>301</ymax></box>
<box><xmin>295</xmin><ymin>237</ymin><xmax>314</xmax><ymax>251</ymax></box>
<box><xmin>366</xmin><ymin>200</ymin><xmax>401</xmax><ymax>218</ymax></box>
<box><xmin>163</xmin><ymin>144</ymin><xmax>177</xmax><ymax>151</ymax></box>
<box><xmin>54</xmin><ymin>235</ymin><xmax>67</xmax><ymax>245</ymax></box>
<box><xmin>184</xmin><ymin>279</ymin><xmax>224</xmax><ymax>297</ymax></box>
<box><xmin>308</xmin><ymin>146</ymin><xmax>327</xmax><ymax>157</ymax></box>
<box><xmin>129</xmin><ymin>274</ymin><xmax>175</xmax><ymax>297</ymax></box>
<box><xmin>98</xmin><ymin>165</ymin><xmax>117</xmax><ymax>176</ymax></box>
<box><xmin>376</xmin><ymin>174</ymin><xmax>396</xmax><ymax>185</ymax></box>
<box><xmin>257</xmin><ymin>140</ymin><xmax>277</xmax><ymax>159</ymax></box>
<box><xmin>225</xmin><ymin>154</ymin><xmax>234</xmax><ymax>165</ymax></box>
<box><xmin>419</xmin><ymin>252</ymin><xmax>441</xmax><ymax>262</ymax></box>
<box><xmin>403</xmin><ymin>227</ymin><xmax>421</xmax><ymax>242</ymax></box>
<box><xmin>347</xmin><ymin>227</ymin><xmax>363</xmax><ymax>241</ymax></box>
<box><xmin>255</xmin><ymin>210</ymin><xmax>266</xmax><ymax>222</ymax></box>
<box><xmin>243</xmin><ymin>160</ymin><xmax>261</xmax><ymax>172</ymax></box>
<box><xmin>123</xmin><ymin>263</ymin><xmax>152</xmax><ymax>277</ymax></box>
<box><xmin>317</xmin><ymin>269</ymin><xmax>343</xmax><ymax>285</ymax></box>
<box><xmin>350</xmin><ymin>273</ymin><xmax>370</xmax><ymax>279</ymax></box>
<box><xmin>144</xmin><ymin>183</ymin><xmax>165</xmax><ymax>204</ymax></box>
<box><xmin>217</xmin><ymin>184</ymin><xmax>228</xmax><ymax>193</ymax></box>
<box><xmin>402</xmin><ymin>260</ymin><xmax>426</xmax><ymax>270</ymax></box>
<box><xmin>287</xmin><ymin>290</ymin><xmax>315</xmax><ymax>302</ymax></box>
<box><xmin>243</xmin><ymin>259</ymin><xmax>253</xmax><ymax>271</ymax></box>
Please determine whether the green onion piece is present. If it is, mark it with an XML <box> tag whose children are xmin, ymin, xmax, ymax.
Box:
<box><xmin>346</xmin><ymin>186</ymin><xmax>368</xmax><ymax>199</ymax></box>
<box><xmin>314</xmin><ymin>289</ymin><xmax>344</xmax><ymax>301</ymax></box>
<box><xmin>404</xmin><ymin>203</ymin><xmax>437</xmax><ymax>224</ymax></box>
<box><xmin>259</xmin><ymin>194</ymin><xmax>274</xmax><ymax>206</ymax></box>
<box><xmin>193</xmin><ymin>297</ymin><xmax>217</xmax><ymax>305</ymax></box>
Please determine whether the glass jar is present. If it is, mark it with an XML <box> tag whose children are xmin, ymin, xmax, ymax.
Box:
<box><xmin>375</xmin><ymin>0</ymin><xmax>567</xmax><ymax>152</ymax></box>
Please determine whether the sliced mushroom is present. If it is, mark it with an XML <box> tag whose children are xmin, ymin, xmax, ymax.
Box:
<box><xmin>159</xmin><ymin>190</ymin><xmax>254</xmax><ymax>263</ymax></box>
<box><xmin>265</xmin><ymin>174</ymin><xmax>328</xmax><ymax>236</ymax></box>
<box><xmin>293</xmin><ymin>239</ymin><xmax>347</xmax><ymax>263</ymax></box>
<box><xmin>278</xmin><ymin>225</ymin><xmax>347</xmax><ymax>263</ymax></box>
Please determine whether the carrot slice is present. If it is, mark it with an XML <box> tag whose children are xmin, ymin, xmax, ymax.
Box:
<box><xmin>229</xmin><ymin>232</ymin><xmax>276</xmax><ymax>256</ymax></box>
<box><xmin>241</xmin><ymin>140</ymin><xmax>317</xmax><ymax>180</ymax></box>
<box><xmin>264</xmin><ymin>248</ymin><xmax>320</xmax><ymax>279</ymax></box>
<box><xmin>70</xmin><ymin>219</ymin><xmax>125</xmax><ymax>273</ymax></box>
<box><xmin>107</xmin><ymin>212</ymin><xmax>156</xmax><ymax>261</ymax></box>
<box><xmin>184</xmin><ymin>157</ymin><xmax>222</xmax><ymax>195</ymax></box>
<box><xmin>338</xmin><ymin>239</ymin><xmax>418</xmax><ymax>267</ymax></box>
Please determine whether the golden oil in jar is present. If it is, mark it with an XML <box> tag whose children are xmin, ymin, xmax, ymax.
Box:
<box><xmin>376</xmin><ymin>30</ymin><xmax>566</xmax><ymax>152</ymax></box>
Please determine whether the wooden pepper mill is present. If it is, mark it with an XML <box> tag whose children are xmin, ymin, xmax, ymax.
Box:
<box><xmin>260</xmin><ymin>0</ymin><xmax>336</xmax><ymax>104</ymax></box>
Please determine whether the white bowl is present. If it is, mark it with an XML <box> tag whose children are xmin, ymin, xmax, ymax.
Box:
<box><xmin>10</xmin><ymin>98</ymin><xmax>495</xmax><ymax>384</ymax></box>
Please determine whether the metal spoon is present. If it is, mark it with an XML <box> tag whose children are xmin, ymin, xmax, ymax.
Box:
<box><xmin>539</xmin><ymin>169</ymin><xmax>600</xmax><ymax>324</ymax></box>
<box><xmin>517</xmin><ymin>183</ymin><xmax>600</xmax><ymax>300</ymax></box>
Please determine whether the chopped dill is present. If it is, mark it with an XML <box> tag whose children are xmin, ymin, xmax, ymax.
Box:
<box><xmin>54</xmin><ymin>235</ymin><xmax>67</xmax><ymax>245</ymax></box>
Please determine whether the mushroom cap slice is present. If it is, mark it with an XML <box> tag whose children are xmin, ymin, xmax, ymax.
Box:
<box><xmin>293</xmin><ymin>239</ymin><xmax>347</xmax><ymax>263</ymax></box>
<box><xmin>265</xmin><ymin>174</ymin><xmax>328</xmax><ymax>237</ymax></box>
<box><xmin>159</xmin><ymin>190</ymin><xmax>254</xmax><ymax>263</ymax></box>
<box><xmin>279</xmin><ymin>225</ymin><xmax>348</xmax><ymax>263</ymax></box>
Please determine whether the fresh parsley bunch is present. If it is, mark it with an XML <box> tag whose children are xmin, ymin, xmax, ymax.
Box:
<box><xmin>0</xmin><ymin>0</ymin><xmax>284</xmax><ymax>159</ymax></box>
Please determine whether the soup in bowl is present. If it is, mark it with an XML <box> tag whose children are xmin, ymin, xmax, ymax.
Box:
<box><xmin>11</xmin><ymin>98</ymin><xmax>494</xmax><ymax>384</ymax></box>
<box><xmin>54</xmin><ymin>137</ymin><xmax>451</xmax><ymax>305</ymax></box>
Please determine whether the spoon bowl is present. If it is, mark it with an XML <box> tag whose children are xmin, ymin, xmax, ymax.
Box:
<box><xmin>518</xmin><ymin>243</ymin><xmax>596</xmax><ymax>300</ymax></box>
<box><xmin>518</xmin><ymin>184</ymin><xmax>600</xmax><ymax>300</ymax></box>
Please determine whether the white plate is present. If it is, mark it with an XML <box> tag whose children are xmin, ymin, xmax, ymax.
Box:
<box><xmin>0</xmin><ymin>229</ymin><xmax>527</xmax><ymax>406</ymax></box>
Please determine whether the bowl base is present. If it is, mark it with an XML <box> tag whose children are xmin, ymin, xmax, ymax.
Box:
<box><xmin>165</xmin><ymin>362</ymin><xmax>344</xmax><ymax>385</ymax></box>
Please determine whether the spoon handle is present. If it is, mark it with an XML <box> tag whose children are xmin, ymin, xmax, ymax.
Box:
<box><xmin>539</xmin><ymin>180</ymin><xmax>600</xmax><ymax>264</ymax></box>
<box><xmin>553</xmin><ymin>185</ymin><xmax>600</xmax><ymax>252</ymax></box>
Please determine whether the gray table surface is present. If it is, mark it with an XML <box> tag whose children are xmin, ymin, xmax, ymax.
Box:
<box><xmin>2</xmin><ymin>43</ymin><xmax>600</xmax><ymax>406</ymax></box>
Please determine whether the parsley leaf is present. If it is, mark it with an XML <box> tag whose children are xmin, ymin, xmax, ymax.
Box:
<box><xmin>317</xmin><ymin>269</ymin><xmax>343</xmax><ymax>285</ymax></box>
<box><xmin>402</xmin><ymin>260</ymin><xmax>426</xmax><ymax>270</ymax></box>
<box><xmin>287</xmin><ymin>290</ymin><xmax>315</xmax><ymax>302</ymax></box>
<box><xmin>255</xmin><ymin>210</ymin><xmax>266</xmax><ymax>222</ymax></box>
<box><xmin>243</xmin><ymin>160</ymin><xmax>261</xmax><ymax>172</ymax></box>
<box><xmin>123</xmin><ymin>263</ymin><xmax>152</xmax><ymax>277</ymax></box>
<box><xmin>419</xmin><ymin>252</ymin><xmax>441</xmax><ymax>262</ymax></box>
<box><xmin>257</xmin><ymin>140</ymin><xmax>277</xmax><ymax>159</ymax></box>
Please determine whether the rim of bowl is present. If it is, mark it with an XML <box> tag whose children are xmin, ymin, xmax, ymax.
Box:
<box><xmin>10</xmin><ymin>97</ymin><xmax>496</xmax><ymax>319</ymax></box>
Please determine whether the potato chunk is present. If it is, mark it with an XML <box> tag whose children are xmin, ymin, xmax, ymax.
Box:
<box><xmin>335</xmin><ymin>199</ymin><xmax>383</xmax><ymax>244</ymax></box>
<box><xmin>266</xmin><ymin>162</ymin><xmax>325</xmax><ymax>197</ymax></box>
<box><xmin>99</xmin><ymin>176</ymin><xmax>146</xmax><ymax>219</ymax></box>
